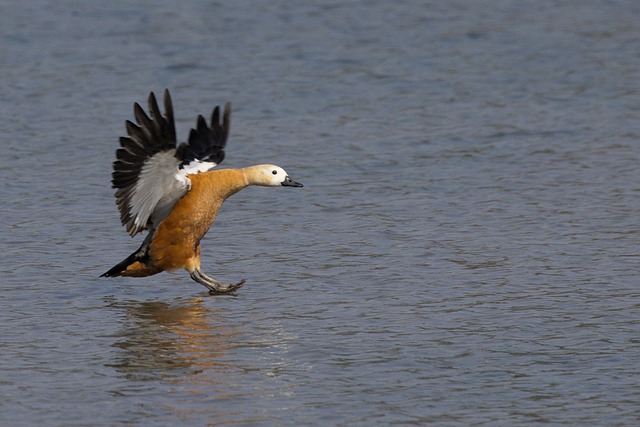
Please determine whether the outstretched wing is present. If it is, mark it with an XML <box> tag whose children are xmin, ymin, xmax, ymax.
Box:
<box><xmin>177</xmin><ymin>102</ymin><xmax>231</xmax><ymax>174</ymax></box>
<box><xmin>112</xmin><ymin>90</ymin><xmax>233</xmax><ymax>237</ymax></box>
<box><xmin>112</xmin><ymin>90</ymin><xmax>189</xmax><ymax>236</ymax></box>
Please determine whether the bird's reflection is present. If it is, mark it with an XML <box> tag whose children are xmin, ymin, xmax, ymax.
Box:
<box><xmin>105</xmin><ymin>296</ymin><xmax>239</xmax><ymax>382</ymax></box>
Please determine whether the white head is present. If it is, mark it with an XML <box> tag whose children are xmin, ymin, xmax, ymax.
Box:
<box><xmin>246</xmin><ymin>164</ymin><xmax>304</xmax><ymax>188</ymax></box>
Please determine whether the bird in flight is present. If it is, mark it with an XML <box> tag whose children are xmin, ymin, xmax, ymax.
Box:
<box><xmin>101</xmin><ymin>90</ymin><xmax>303</xmax><ymax>294</ymax></box>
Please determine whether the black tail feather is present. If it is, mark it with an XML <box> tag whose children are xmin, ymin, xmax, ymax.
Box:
<box><xmin>100</xmin><ymin>251</ymin><xmax>140</xmax><ymax>277</ymax></box>
<box><xmin>100</xmin><ymin>232</ymin><xmax>153</xmax><ymax>277</ymax></box>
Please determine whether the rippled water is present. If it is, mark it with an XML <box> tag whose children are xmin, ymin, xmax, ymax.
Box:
<box><xmin>2</xmin><ymin>0</ymin><xmax>640</xmax><ymax>425</ymax></box>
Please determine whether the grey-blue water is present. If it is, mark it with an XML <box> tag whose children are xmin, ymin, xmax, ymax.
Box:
<box><xmin>1</xmin><ymin>1</ymin><xmax>639</xmax><ymax>425</ymax></box>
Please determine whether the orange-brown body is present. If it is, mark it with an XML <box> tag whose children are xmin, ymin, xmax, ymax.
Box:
<box><xmin>119</xmin><ymin>169</ymin><xmax>247</xmax><ymax>277</ymax></box>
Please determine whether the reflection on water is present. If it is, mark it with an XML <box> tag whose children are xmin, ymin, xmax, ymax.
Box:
<box><xmin>105</xmin><ymin>297</ymin><xmax>238</xmax><ymax>382</ymax></box>
<box><xmin>102</xmin><ymin>296</ymin><xmax>303</xmax><ymax>424</ymax></box>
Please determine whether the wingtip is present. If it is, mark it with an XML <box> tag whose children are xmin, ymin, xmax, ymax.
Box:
<box><xmin>147</xmin><ymin>91</ymin><xmax>160</xmax><ymax>119</ymax></box>
<box><xmin>163</xmin><ymin>89</ymin><xmax>173</xmax><ymax>113</ymax></box>
<box><xmin>197</xmin><ymin>114</ymin><xmax>208</xmax><ymax>131</ymax></box>
<box><xmin>133</xmin><ymin>102</ymin><xmax>151</xmax><ymax>128</ymax></box>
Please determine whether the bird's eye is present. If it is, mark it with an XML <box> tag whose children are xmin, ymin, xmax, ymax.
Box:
<box><xmin>272</xmin><ymin>170</ymin><xmax>278</xmax><ymax>175</ymax></box>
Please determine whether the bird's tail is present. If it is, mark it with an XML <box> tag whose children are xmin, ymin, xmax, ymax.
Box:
<box><xmin>100</xmin><ymin>234</ymin><xmax>161</xmax><ymax>278</ymax></box>
<box><xmin>100</xmin><ymin>250</ymin><xmax>141</xmax><ymax>277</ymax></box>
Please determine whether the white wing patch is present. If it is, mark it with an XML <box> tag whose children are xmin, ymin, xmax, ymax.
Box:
<box><xmin>182</xmin><ymin>159</ymin><xmax>218</xmax><ymax>174</ymax></box>
<box><xmin>129</xmin><ymin>150</ymin><xmax>191</xmax><ymax>231</ymax></box>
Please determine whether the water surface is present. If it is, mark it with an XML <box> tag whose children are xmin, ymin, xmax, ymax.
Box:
<box><xmin>1</xmin><ymin>1</ymin><xmax>639</xmax><ymax>425</ymax></box>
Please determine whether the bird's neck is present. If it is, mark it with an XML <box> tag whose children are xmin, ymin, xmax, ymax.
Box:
<box><xmin>193</xmin><ymin>168</ymin><xmax>250</xmax><ymax>201</ymax></box>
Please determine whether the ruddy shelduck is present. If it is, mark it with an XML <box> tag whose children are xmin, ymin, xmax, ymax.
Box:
<box><xmin>101</xmin><ymin>90</ymin><xmax>303</xmax><ymax>293</ymax></box>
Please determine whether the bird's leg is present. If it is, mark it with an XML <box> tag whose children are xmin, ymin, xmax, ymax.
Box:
<box><xmin>190</xmin><ymin>269</ymin><xmax>246</xmax><ymax>294</ymax></box>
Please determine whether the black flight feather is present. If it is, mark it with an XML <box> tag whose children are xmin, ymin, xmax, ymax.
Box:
<box><xmin>179</xmin><ymin>102</ymin><xmax>231</xmax><ymax>167</ymax></box>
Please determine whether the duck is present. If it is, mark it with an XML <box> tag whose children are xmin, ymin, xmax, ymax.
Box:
<box><xmin>101</xmin><ymin>90</ymin><xmax>303</xmax><ymax>294</ymax></box>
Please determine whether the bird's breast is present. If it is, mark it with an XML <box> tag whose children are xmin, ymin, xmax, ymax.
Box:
<box><xmin>148</xmin><ymin>169</ymin><xmax>246</xmax><ymax>271</ymax></box>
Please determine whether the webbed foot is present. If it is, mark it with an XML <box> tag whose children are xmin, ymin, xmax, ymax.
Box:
<box><xmin>190</xmin><ymin>269</ymin><xmax>246</xmax><ymax>294</ymax></box>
